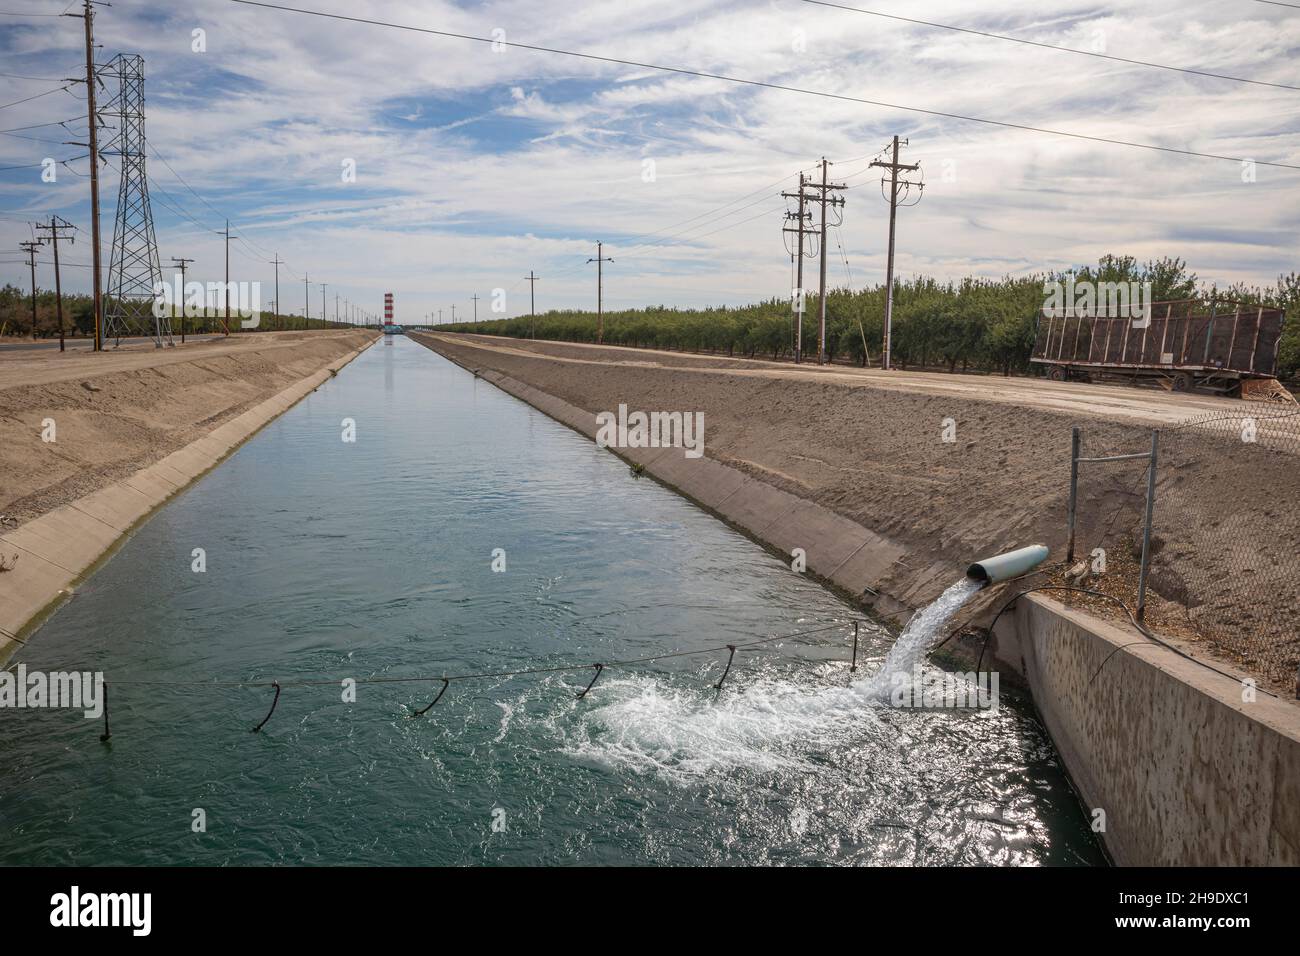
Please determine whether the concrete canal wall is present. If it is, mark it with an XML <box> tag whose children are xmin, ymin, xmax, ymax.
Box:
<box><xmin>410</xmin><ymin>331</ymin><xmax>1300</xmax><ymax>867</ymax></box>
<box><xmin>997</xmin><ymin>595</ymin><xmax>1300</xmax><ymax>866</ymax></box>
<box><xmin>0</xmin><ymin>333</ymin><xmax>378</xmax><ymax>659</ymax></box>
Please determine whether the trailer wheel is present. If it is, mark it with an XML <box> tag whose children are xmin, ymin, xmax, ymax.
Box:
<box><xmin>1171</xmin><ymin>371</ymin><xmax>1194</xmax><ymax>392</ymax></box>
<box><xmin>1047</xmin><ymin>365</ymin><xmax>1067</xmax><ymax>382</ymax></box>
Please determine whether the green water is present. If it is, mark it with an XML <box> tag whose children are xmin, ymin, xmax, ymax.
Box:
<box><xmin>0</xmin><ymin>335</ymin><xmax>1103</xmax><ymax>865</ymax></box>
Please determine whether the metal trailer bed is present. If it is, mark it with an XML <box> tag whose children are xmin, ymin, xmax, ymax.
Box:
<box><xmin>1030</xmin><ymin>297</ymin><xmax>1286</xmax><ymax>395</ymax></box>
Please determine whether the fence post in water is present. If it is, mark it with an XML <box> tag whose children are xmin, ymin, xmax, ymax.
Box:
<box><xmin>1136</xmin><ymin>430</ymin><xmax>1159</xmax><ymax>623</ymax></box>
<box><xmin>850</xmin><ymin>621</ymin><xmax>859</xmax><ymax>673</ymax></box>
<box><xmin>251</xmin><ymin>681</ymin><xmax>282</xmax><ymax>733</ymax></box>
<box><xmin>1067</xmin><ymin>426</ymin><xmax>1081</xmax><ymax>562</ymax></box>
<box><xmin>576</xmin><ymin>664</ymin><xmax>604</xmax><ymax>700</ymax></box>
<box><xmin>714</xmin><ymin>646</ymin><xmax>737</xmax><ymax>699</ymax></box>
<box><xmin>99</xmin><ymin>680</ymin><xmax>111</xmax><ymax>743</ymax></box>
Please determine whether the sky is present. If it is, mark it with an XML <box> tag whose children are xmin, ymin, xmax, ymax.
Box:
<box><xmin>1</xmin><ymin>0</ymin><xmax>1298</xmax><ymax>324</ymax></box>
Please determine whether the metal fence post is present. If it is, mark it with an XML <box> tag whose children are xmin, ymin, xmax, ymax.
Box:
<box><xmin>1136</xmin><ymin>429</ymin><xmax>1159</xmax><ymax>622</ymax></box>
<box><xmin>1067</xmin><ymin>426</ymin><xmax>1081</xmax><ymax>562</ymax></box>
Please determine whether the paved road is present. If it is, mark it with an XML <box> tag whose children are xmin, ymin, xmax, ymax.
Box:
<box><xmin>0</xmin><ymin>333</ymin><xmax>228</xmax><ymax>353</ymax></box>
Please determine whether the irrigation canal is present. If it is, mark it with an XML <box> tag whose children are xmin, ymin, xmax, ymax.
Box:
<box><xmin>0</xmin><ymin>335</ymin><xmax>1103</xmax><ymax>865</ymax></box>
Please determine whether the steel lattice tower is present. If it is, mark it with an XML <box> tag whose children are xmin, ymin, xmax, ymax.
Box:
<box><xmin>100</xmin><ymin>53</ymin><xmax>172</xmax><ymax>347</ymax></box>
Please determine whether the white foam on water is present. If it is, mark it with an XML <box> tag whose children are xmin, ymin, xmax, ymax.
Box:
<box><xmin>564</xmin><ymin>669</ymin><xmax>883</xmax><ymax>778</ymax></box>
<box><xmin>558</xmin><ymin>578</ymin><xmax>986</xmax><ymax>779</ymax></box>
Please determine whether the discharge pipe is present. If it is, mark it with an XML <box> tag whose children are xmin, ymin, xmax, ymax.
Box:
<box><xmin>966</xmin><ymin>544</ymin><xmax>1050</xmax><ymax>585</ymax></box>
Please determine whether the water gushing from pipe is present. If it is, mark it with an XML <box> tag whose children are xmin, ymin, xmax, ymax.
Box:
<box><xmin>865</xmin><ymin>577</ymin><xmax>985</xmax><ymax>697</ymax></box>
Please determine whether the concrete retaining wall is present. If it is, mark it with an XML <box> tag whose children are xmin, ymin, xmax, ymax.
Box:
<box><xmin>1005</xmin><ymin>594</ymin><xmax>1300</xmax><ymax>866</ymax></box>
<box><xmin>0</xmin><ymin>335</ymin><xmax>377</xmax><ymax>660</ymax></box>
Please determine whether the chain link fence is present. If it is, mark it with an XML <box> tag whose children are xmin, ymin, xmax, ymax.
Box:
<box><xmin>1139</xmin><ymin>407</ymin><xmax>1300</xmax><ymax>687</ymax></box>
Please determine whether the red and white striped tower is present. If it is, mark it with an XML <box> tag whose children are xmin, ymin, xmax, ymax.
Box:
<box><xmin>383</xmin><ymin>292</ymin><xmax>394</xmax><ymax>328</ymax></box>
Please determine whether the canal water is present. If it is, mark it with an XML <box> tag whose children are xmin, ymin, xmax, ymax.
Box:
<box><xmin>0</xmin><ymin>335</ymin><xmax>1103</xmax><ymax>865</ymax></box>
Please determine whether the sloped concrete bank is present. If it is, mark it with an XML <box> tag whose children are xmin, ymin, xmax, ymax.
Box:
<box><xmin>411</xmin><ymin>331</ymin><xmax>1300</xmax><ymax>866</ymax></box>
<box><xmin>0</xmin><ymin>333</ymin><xmax>378</xmax><ymax>659</ymax></box>
<box><xmin>408</xmin><ymin>332</ymin><xmax>918</xmax><ymax>623</ymax></box>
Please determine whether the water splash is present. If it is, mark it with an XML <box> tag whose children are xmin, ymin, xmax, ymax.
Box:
<box><xmin>865</xmin><ymin>577</ymin><xmax>985</xmax><ymax>697</ymax></box>
<box><xmin>562</xmin><ymin>577</ymin><xmax>987</xmax><ymax>777</ymax></box>
<box><xmin>564</xmin><ymin>669</ymin><xmax>883</xmax><ymax>778</ymax></box>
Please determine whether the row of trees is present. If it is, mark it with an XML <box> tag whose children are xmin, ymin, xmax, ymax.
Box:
<box><xmin>444</xmin><ymin>255</ymin><xmax>1300</xmax><ymax>380</ymax></box>
<box><xmin>0</xmin><ymin>286</ymin><xmax>357</xmax><ymax>338</ymax></box>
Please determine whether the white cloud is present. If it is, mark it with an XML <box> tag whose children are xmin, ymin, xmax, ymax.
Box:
<box><xmin>0</xmin><ymin>0</ymin><xmax>1297</xmax><ymax>319</ymax></box>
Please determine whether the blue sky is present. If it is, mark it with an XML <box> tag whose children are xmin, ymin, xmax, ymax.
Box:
<box><xmin>2</xmin><ymin>0</ymin><xmax>1298</xmax><ymax>322</ymax></box>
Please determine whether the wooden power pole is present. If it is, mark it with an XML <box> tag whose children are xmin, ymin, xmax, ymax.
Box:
<box><xmin>870</xmin><ymin>136</ymin><xmax>922</xmax><ymax>371</ymax></box>
<box><xmin>524</xmin><ymin>270</ymin><xmax>540</xmax><ymax>339</ymax></box>
<box><xmin>782</xmin><ymin>172</ymin><xmax>817</xmax><ymax>364</ymax></box>
<box><xmin>170</xmin><ymin>256</ymin><xmax>193</xmax><ymax>343</ymax></box>
<box><xmin>20</xmin><ymin>241</ymin><xmax>42</xmax><ymax>339</ymax></box>
<box><xmin>269</xmin><ymin>254</ymin><xmax>283</xmax><ymax>330</ymax></box>
<box><xmin>587</xmin><ymin>241</ymin><xmax>613</xmax><ymax>344</ymax></box>
<box><xmin>800</xmin><ymin>159</ymin><xmax>845</xmax><ymax>365</ymax></box>
<box><xmin>67</xmin><ymin>0</ymin><xmax>105</xmax><ymax>351</ymax></box>
<box><xmin>36</xmin><ymin>216</ymin><xmax>75</xmax><ymax>351</ymax></box>
<box><xmin>219</xmin><ymin>220</ymin><xmax>234</xmax><ymax>335</ymax></box>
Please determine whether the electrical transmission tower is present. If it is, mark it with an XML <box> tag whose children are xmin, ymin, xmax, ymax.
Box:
<box><xmin>870</xmin><ymin>136</ymin><xmax>923</xmax><ymax>371</ymax></box>
<box><xmin>99</xmin><ymin>53</ymin><xmax>172</xmax><ymax>348</ymax></box>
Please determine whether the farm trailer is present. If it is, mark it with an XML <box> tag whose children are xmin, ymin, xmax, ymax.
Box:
<box><xmin>1030</xmin><ymin>298</ymin><xmax>1288</xmax><ymax>398</ymax></box>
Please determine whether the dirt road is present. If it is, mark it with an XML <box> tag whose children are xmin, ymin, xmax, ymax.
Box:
<box><xmin>445</xmin><ymin>334</ymin><xmax>1242</xmax><ymax>424</ymax></box>
<box><xmin>0</xmin><ymin>330</ymin><xmax>377</xmax><ymax>523</ymax></box>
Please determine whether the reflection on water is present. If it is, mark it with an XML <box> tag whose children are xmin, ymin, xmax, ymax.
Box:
<box><xmin>0</xmin><ymin>336</ymin><xmax>1102</xmax><ymax>866</ymax></box>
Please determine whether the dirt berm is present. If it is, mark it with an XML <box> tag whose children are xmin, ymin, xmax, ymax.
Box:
<box><xmin>410</xmin><ymin>332</ymin><xmax>1300</xmax><ymax>688</ymax></box>
<box><xmin>1</xmin><ymin>330</ymin><xmax>376</xmax><ymax>523</ymax></box>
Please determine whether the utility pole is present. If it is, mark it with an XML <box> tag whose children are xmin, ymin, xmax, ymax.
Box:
<box><xmin>36</xmin><ymin>216</ymin><xmax>75</xmax><ymax>351</ymax></box>
<box><xmin>799</xmin><ymin>159</ymin><xmax>845</xmax><ymax>365</ymax></box>
<box><xmin>220</xmin><ymin>220</ymin><xmax>233</xmax><ymax>335</ymax></box>
<box><xmin>782</xmin><ymin>173</ymin><xmax>817</xmax><ymax>364</ymax></box>
<box><xmin>303</xmin><ymin>273</ymin><xmax>310</xmax><ymax>329</ymax></box>
<box><xmin>471</xmin><ymin>292</ymin><xmax>480</xmax><ymax>332</ymax></box>
<box><xmin>524</xmin><ymin>270</ymin><xmax>540</xmax><ymax>339</ymax></box>
<box><xmin>335</xmin><ymin>292</ymin><xmax>339</xmax><ymax>326</ymax></box>
<box><xmin>450</xmin><ymin>303</ymin><xmax>456</xmax><ymax>324</ymax></box>
<box><xmin>20</xmin><ymin>241</ymin><xmax>42</xmax><ymax>339</ymax></box>
<box><xmin>587</xmin><ymin>241</ymin><xmax>613</xmax><ymax>344</ymax></box>
<box><xmin>269</xmin><ymin>254</ymin><xmax>283</xmax><ymax>331</ymax></box>
<box><xmin>320</xmin><ymin>283</ymin><xmax>326</xmax><ymax>330</ymax></box>
<box><xmin>870</xmin><ymin>136</ymin><xmax>923</xmax><ymax>371</ymax></box>
<box><xmin>68</xmin><ymin>0</ymin><xmax>104</xmax><ymax>351</ymax></box>
<box><xmin>170</xmin><ymin>256</ymin><xmax>193</xmax><ymax>343</ymax></box>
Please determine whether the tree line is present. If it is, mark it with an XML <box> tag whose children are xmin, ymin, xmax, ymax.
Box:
<box><xmin>443</xmin><ymin>255</ymin><xmax>1300</xmax><ymax>380</ymax></box>
<box><xmin>0</xmin><ymin>286</ymin><xmax>355</xmax><ymax>338</ymax></box>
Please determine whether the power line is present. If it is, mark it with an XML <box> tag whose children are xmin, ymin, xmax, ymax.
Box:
<box><xmin>0</xmin><ymin>71</ymin><xmax>69</xmax><ymax>81</ymax></box>
<box><xmin>800</xmin><ymin>0</ymin><xmax>1300</xmax><ymax>93</ymax></box>
<box><xmin>0</xmin><ymin>118</ymin><xmax>82</xmax><ymax>133</ymax></box>
<box><xmin>229</xmin><ymin>0</ymin><xmax>1300</xmax><ymax>171</ymax></box>
<box><xmin>147</xmin><ymin>140</ymin><xmax>307</xmax><ymax>280</ymax></box>
<box><xmin>0</xmin><ymin>84</ymin><xmax>74</xmax><ymax>111</ymax></box>
<box><xmin>0</xmin><ymin>153</ymin><xmax>85</xmax><ymax>171</ymax></box>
